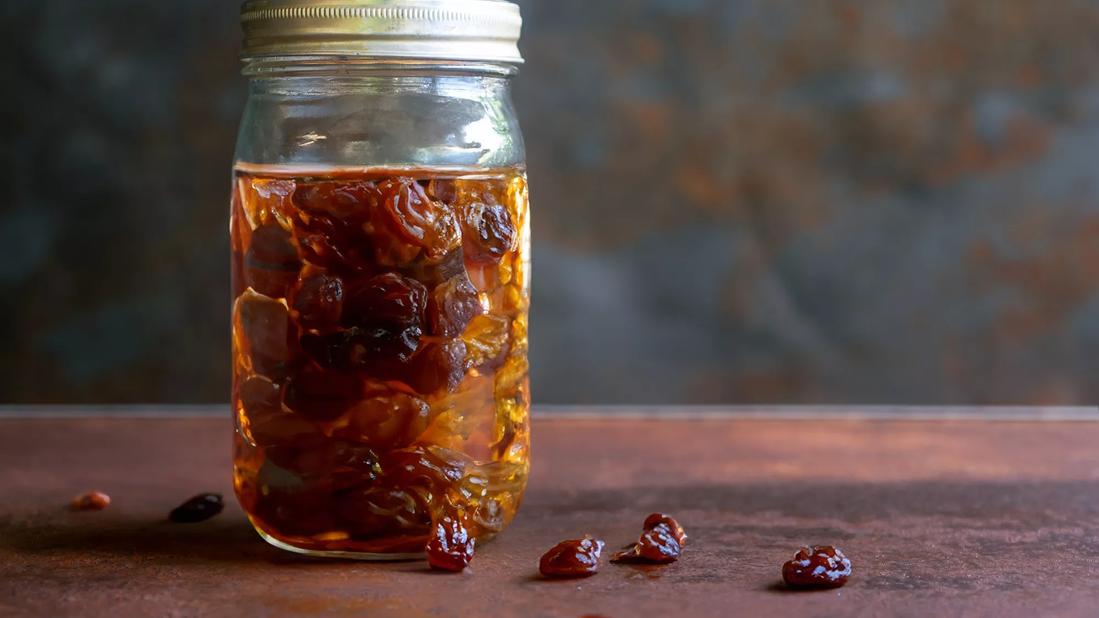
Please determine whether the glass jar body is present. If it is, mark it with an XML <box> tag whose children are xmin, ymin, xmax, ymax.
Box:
<box><xmin>229</xmin><ymin>63</ymin><xmax>530</xmax><ymax>559</ymax></box>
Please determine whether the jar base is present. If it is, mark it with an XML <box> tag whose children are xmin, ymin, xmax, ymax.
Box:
<box><xmin>254</xmin><ymin>526</ymin><xmax>425</xmax><ymax>562</ymax></box>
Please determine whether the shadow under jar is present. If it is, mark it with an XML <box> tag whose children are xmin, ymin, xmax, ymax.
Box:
<box><xmin>230</xmin><ymin>0</ymin><xmax>530</xmax><ymax>559</ymax></box>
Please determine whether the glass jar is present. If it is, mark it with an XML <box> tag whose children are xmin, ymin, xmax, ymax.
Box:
<box><xmin>229</xmin><ymin>0</ymin><xmax>530</xmax><ymax>559</ymax></box>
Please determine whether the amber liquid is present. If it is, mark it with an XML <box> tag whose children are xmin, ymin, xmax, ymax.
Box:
<box><xmin>230</xmin><ymin>164</ymin><xmax>530</xmax><ymax>557</ymax></box>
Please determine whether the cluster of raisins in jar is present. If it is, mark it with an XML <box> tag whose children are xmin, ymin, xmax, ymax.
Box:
<box><xmin>230</xmin><ymin>168</ymin><xmax>530</xmax><ymax>554</ymax></box>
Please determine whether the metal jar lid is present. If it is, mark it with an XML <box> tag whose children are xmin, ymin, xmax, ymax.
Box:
<box><xmin>240</xmin><ymin>0</ymin><xmax>523</xmax><ymax>64</ymax></box>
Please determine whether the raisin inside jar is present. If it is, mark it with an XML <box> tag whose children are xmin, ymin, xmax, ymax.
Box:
<box><xmin>231</xmin><ymin>165</ymin><xmax>530</xmax><ymax>558</ymax></box>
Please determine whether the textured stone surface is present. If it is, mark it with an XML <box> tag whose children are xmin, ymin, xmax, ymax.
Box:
<box><xmin>2</xmin><ymin>411</ymin><xmax>1099</xmax><ymax>616</ymax></box>
<box><xmin>4</xmin><ymin>1</ymin><xmax>1099</xmax><ymax>404</ymax></box>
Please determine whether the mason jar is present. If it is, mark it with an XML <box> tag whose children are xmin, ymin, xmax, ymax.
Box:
<box><xmin>229</xmin><ymin>0</ymin><xmax>530</xmax><ymax>559</ymax></box>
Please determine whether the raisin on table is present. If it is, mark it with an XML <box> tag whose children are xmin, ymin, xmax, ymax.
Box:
<box><xmin>169</xmin><ymin>493</ymin><xmax>224</xmax><ymax>523</ymax></box>
<box><xmin>781</xmin><ymin>545</ymin><xmax>852</xmax><ymax>589</ymax></box>
<box><xmin>643</xmin><ymin>513</ymin><xmax>688</xmax><ymax>546</ymax></box>
<box><xmin>71</xmin><ymin>491</ymin><xmax>111</xmax><ymax>511</ymax></box>
<box><xmin>611</xmin><ymin>513</ymin><xmax>687</xmax><ymax>564</ymax></box>
<box><xmin>539</xmin><ymin>537</ymin><xmax>605</xmax><ymax>578</ymax></box>
<box><xmin>426</xmin><ymin>514</ymin><xmax>475</xmax><ymax>572</ymax></box>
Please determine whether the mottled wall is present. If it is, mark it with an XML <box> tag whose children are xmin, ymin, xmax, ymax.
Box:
<box><xmin>4</xmin><ymin>0</ymin><xmax>1099</xmax><ymax>404</ymax></box>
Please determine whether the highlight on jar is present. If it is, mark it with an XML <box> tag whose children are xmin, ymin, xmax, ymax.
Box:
<box><xmin>230</xmin><ymin>167</ymin><xmax>531</xmax><ymax>558</ymax></box>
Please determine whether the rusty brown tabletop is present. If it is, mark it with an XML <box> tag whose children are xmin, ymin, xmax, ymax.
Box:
<box><xmin>2</xmin><ymin>406</ymin><xmax>1099</xmax><ymax>617</ymax></box>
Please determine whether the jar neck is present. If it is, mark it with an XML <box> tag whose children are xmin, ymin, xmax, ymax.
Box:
<box><xmin>242</xmin><ymin>56</ymin><xmax>519</xmax><ymax>79</ymax></box>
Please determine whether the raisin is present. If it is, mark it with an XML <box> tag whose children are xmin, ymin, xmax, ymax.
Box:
<box><xmin>292</xmin><ymin>209</ymin><xmax>373</xmax><ymax>272</ymax></box>
<box><xmin>782</xmin><ymin>545</ymin><xmax>852</xmax><ymax>589</ymax></box>
<box><xmin>294</xmin><ymin>180</ymin><xmax>379</xmax><ymax>221</ymax></box>
<box><xmin>340</xmin><ymin>393</ymin><xmax>432</xmax><ymax>450</ymax></box>
<box><xmin>462</xmin><ymin>314</ymin><xmax>510</xmax><ymax>370</ymax></box>
<box><xmin>611</xmin><ymin>525</ymin><xmax>681</xmax><ymax>564</ymax></box>
<box><xmin>169</xmin><ymin>493</ymin><xmax>224</xmax><ymax>523</ymax></box>
<box><xmin>282</xmin><ymin>365</ymin><xmax>362</xmax><ymax>421</ymax></box>
<box><xmin>254</xmin><ymin>469</ymin><xmax>337</xmax><ymax>536</ymax></box>
<box><xmin>425</xmin><ymin>178</ymin><xmax>457</xmax><ymax>204</ymax></box>
<box><xmin>426</xmin><ymin>514</ymin><xmax>475</xmax><ymax>572</ymax></box>
<box><xmin>611</xmin><ymin>513</ymin><xmax>686</xmax><ymax>564</ymax></box>
<box><xmin>461</xmin><ymin>200</ymin><xmax>516</xmax><ymax>263</ymax></box>
<box><xmin>289</xmin><ymin>266</ymin><xmax>344</xmax><ymax>329</ymax></box>
<box><xmin>405</xmin><ymin>339</ymin><xmax>467</xmax><ymax>395</ymax></box>
<box><xmin>467</xmin><ymin>497</ymin><xmax>505</xmax><ymax>536</ymax></box>
<box><xmin>238</xmin><ymin>375</ymin><xmax>320</xmax><ymax>446</ymax></box>
<box><xmin>234</xmin><ymin>290</ymin><xmax>292</xmax><ymax>378</ymax></box>
<box><xmin>643</xmin><ymin>513</ymin><xmax>688</xmax><ymax>547</ymax></box>
<box><xmin>382</xmin><ymin>445</ymin><xmax>471</xmax><ymax>496</ymax></box>
<box><xmin>333</xmin><ymin>485</ymin><xmax>431</xmax><ymax>537</ymax></box>
<box><xmin>244</xmin><ymin>223</ymin><xmax>301</xmax><ymax>298</ymax></box>
<box><xmin>427</xmin><ymin>275</ymin><xmax>481</xmax><ymax>337</ymax></box>
<box><xmin>239</xmin><ymin>177</ymin><xmax>295</xmax><ymax>229</ymax></box>
<box><xmin>70</xmin><ymin>490</ymin><xmax>110</xmax><ymax>511</ymax></box>
<box><xmin>374</xmin><ymin>178</ymin><xmax>461</xmax><ymax>259</ymax></box>
<box><xmin>343</xmin><ymin>272</ymin><xmax>427</xmax><ymax>329</ymax></box>
<box><xmin>539</xmin><ymin>537</ymin><xmax>605</xmax><ymax>578</ymax></box>
<box><xmin>402</xmin><ymin>249</ymin><xmax>466</xmax><ymax>289</ymax></box>
<box><xmin>301</xmin><ymin>325</ymin><xmax>422</xmax><ymax>377</ymax></box>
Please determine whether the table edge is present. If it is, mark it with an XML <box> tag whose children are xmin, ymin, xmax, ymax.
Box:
<box><xmin>1</xmin><ymin>404</ymin><xmax>1098</xmax><ymax>421</ymax></box>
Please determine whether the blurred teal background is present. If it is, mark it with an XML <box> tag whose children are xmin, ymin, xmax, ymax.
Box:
<box><xmin>4</xmin><ymin>0</ymin><xmax>1099</xmax><ymax>404</ymax></box>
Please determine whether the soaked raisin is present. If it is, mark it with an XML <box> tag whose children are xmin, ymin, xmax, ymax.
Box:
<box><xmin>232</xmin><ymin>168</ymin><xmax>531</xmax><ymax>557</ymax></box>
<box><xmin>426</xmin><ymin>514</ymin><xmax>475</xmax><ymax>572</ymax></box>
<box><xmin>382</xmin><ymin>445</ymin><xmax>471</xmax><ymax>496</ymax></box>
<box><xmin>343</xmin><ymin>272</ymin><xmax>427</xmax><ymax>329</ymax></box>
<box><xmin>539</xmin><ymin>537</ymin><xmax>605</xmax><ymax>578</ymax></box>
<box><xmin>169</xmin><ymin>493</ymin><xmax>224</xmax><ymax>523</ymax></box>
<box><xmin>294</xmin><ymin>180</ymin><xmax>379</xmax><ymax>221</ymax></box>
<box><xmin>235</xmin><ymin>290</ymin><xmax>292</xmax><ymax>378</ymax></box>
<box><xmin>375</xmin><ymin>178</ymin><xmax>461</xmax><ymax>259</ymax></box>
<box><xmin>282</xmin><ymin>365</ymin><xmax>362</xmax><ymax>421</ymax></box>
<box><xmin>340</xmin><ymin>393</ymin><xmax>431</xmax><ymax>450</ymax></box>
<box><xmin>254</xmin><ymin>473</ymin><xmax>337</xmax><ymax>536</ymax></box>
<box><xmin>244</xmin><ymin>224</ymin><xmax>301</xmax><ymax>298</ymax></box>
<box><xmin>301</xmin><ymin>325</ymin><xmax>422</xmax><ymax>375</ymax></box>
<box><xmin>333</xmin><ymin>485</ymin><xmax>431</xmax><ymax>537</ymax></box>
<box><xmin>239</xmin><ymin>375</ymin><xmax>320</xmax><ymax>446</ymax></box>
<box><xmin>405</xmin><ymin>339</ymin><xmax>467</xmax><ymax>394</ymax></box>
<box><xmin>70</xmin><ymin>490</ymin><xmax>111</xmax><ymax>511</ymax></box>
<box><xmin>290</xmin><ymin>266</ymin><xmax>344</xmax><ymax>329</ymax></box>
<box><xmin>427</xmin><ymin>275</ymin><xmax>481</xmax><ymax>337</ymax></box>
<box><xmin>402</xmin><ymin>249</ymin><xmax>466</xmax><ymax>289</ymax></box>
<box><xmin>461</xmin><ymin>200</ymin><xmax>516</xmax><ymax>262</ymax></box>
<box><xmin>292</xmin><ymin>209</ymin><xmax>373</xmax><ymax>271</ymax></box>
<box><xmin>425</xmin><ymin>178</ymin><xmax>457</xmax><ymax>204</ymax></box>
<box><xmin>462</xmin><ymin>314</ymin><xmax>510</xmax><ymax>370</ymax></box>
<box><xmin>782</xmin><ymin>545</ymin><xmax>852</xmax><ymax>589</ymax></box>
<box><xmin>239</xmin><ymin>177</ymin><xmax>295</xmax><ymax>230</ymax></box>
